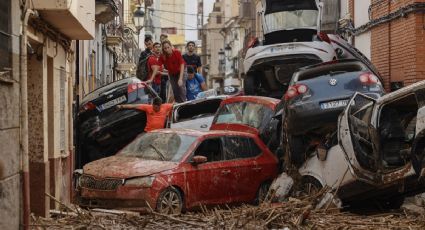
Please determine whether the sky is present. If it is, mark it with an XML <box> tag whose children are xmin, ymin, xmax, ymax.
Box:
<box><xmin>185</xmin><ymin>0</ymin><xmax>215</xmax><ymax>41</ymax></box>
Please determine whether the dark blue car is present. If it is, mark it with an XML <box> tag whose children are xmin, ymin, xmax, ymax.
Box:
<box><xmin>282</xmin><ymin>59</ymin><xmax>385</xmax><ymax>165</ymax></box>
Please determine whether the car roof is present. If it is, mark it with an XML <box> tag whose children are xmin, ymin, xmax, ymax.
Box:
<box><xmin>221</xmin><ymin>96</ymin><xmax>280</xmax><ymax>109</ymax></box>
<box><xmin>151</xmin><ymin>128</ymin><xmax>257</xmax><ymax>138</ymax></box>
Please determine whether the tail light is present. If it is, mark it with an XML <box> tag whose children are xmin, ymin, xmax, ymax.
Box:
<box><xmin>80</xmin><ymin>102</ymin><xmax>96</xmax><ymax>112</ymax></box>
<box><xmin>284</xmin><ymin>84</ymin><xmax>309</xmax><ymax>100</ymax></box>
<box><xmin>317</xmin><ymin>32</ymin><xmax>331</xmax><ymax>44</ymax></box>
<box><xmin>127</xmin><ymin>82</ymin><xmax>146</xmax><ymax>93</ymax></box>
<box><xmin>247</xmin><ymin>37</ymin><xmax>259</xmax><ymax>49</ymax></box>
<box><xmin>359</xmin><ymin>73</ymin><xmax>380</xmax><ymax>85</ymax></box>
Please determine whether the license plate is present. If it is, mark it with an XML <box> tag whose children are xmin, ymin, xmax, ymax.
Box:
<box><xmin>320</xmin><ymin>99</ymin><xmax>349</xmax><ymax>110</ymax></box>
<box><xmin>99</xmin><ymin>95</ymin><xmax>127</xmax><ymax>111</ymax></box>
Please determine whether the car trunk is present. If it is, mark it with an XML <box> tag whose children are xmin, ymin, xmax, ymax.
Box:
<box><xmin>246</xmin><ymin>54</ymin><xmax>322</xmax><ymax>99</ymax></box>
<box><xmin>262</xmin><ymin>0</ymin><xmax>320</xmax><ymax>45</ymax></box>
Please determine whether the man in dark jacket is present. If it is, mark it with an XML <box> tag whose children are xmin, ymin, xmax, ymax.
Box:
<box><xmin>183</xmin><ymin>41</ymin><xmax>202</xmax><ymax>73</ymax></box>
<box><xmin>136</xmin><ymin>35</ymin><xmax>153</xmax><ymax>80</ymax></box>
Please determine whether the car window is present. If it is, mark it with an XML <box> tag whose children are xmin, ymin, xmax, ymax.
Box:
<box><xmin>214</xmin><ymin>102</ymin><xmax>274</xmax><ymax>130</ymax></box>
<box><xmin>174</xmin><ymin>99</ymin><xmax>222</xmax><ymax>123</ymax></box>
<box><xmin>193</xmin><ymin>138</ymin><xmax>224</xmax><ymax>162</ymax></box>
<box><xmin>224</xmin><ymin>136</ymin><xmax>262</xmax><ymax>160</ymax></box>
<box><xmin>119</xmin><ymin>132</ymin><xmax>197</xmax><ymax>162</ymax></box>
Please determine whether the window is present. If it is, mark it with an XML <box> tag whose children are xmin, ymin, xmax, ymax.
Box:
<box><xmin>224</xmin><ymin>136</ymin><xmax>262</xmax><ymax>160</ymax></box>
<box><xmin>194</xmin><ymin>138</ymin><xmax>224</xmax><ymax>162</ymax></box>
<box><xmin>216</xmin><ymin>16</ymin><xmax>222</xmax><ymax>24</ymax></box>
<box><xmin>59</xmin><ymin>68</ymin><xmax>66</xmax><ymax>151</ymax></box>
<box><xmin>161</xmin><ymin>27</ymin><xmax>177</xmax><ymax>35</ymax></box>
<box><xmin>0</xmin><ymin>0</ymin><xmax>11</xmax><ymax>70</ymax></box>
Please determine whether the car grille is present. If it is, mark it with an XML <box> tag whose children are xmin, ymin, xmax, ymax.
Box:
<box><xmin>79</xmin><ymin>175</ymin><xmax>123</xmax><ymax>191</ymax></box>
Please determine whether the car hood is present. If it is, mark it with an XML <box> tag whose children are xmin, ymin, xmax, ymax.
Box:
<box><xmin>83</xmin><ymin>156</ymin><xmax>178</xmax><ymax>178</ymax></box>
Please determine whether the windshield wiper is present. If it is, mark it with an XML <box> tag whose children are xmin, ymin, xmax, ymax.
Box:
<box><xmin>149</xmin><ymin>144</ymin><xmax>166</xmax><ymax>161</ymax></box>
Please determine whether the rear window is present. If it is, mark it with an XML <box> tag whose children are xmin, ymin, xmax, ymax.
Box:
<box><xmin>214</xmin><ymin>101</ymin><xmax>274</xmax><ymax>130</ymax></box>
<box><xmin>297</xmin><ymin>64</ymin><xmax>364</xmax><ymax>81</ymax></box>
<box><xmin>174</xmin><ymin>99</ymin><xmax>223</xmax><ymax>123</ymax></box>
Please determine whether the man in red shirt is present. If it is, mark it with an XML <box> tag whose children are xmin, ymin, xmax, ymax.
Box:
<box><xmin>117</xmin><ymin>97</ymin><xmax>173</xmax><ymax>132</ymax></box>
<box><xmin>161</xmin><ymin>40</ymin><xmax>187</xmax><ymax>103</ymax></box>
<box><xmin>146</xmin><ymin>42</ymin><xmax>164</xmax><ymax>95</ymax></box>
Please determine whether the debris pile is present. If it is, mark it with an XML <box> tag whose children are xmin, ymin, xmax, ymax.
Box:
<box><xmin>32</xmin><ymin>192</ymin><xmax>425</xmax><ymax>229</ymax></box>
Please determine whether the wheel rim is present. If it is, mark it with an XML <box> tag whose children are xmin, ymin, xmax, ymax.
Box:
<box><xmin>158</xmin><ymin>190</ymin><xmax>181</xmax><ymax>214</ymax></box>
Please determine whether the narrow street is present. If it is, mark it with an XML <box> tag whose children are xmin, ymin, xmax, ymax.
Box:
<box><xmin>1</xmin><ymin>0</ymin><xmax>425</xmax><ymax>229</ymax></box>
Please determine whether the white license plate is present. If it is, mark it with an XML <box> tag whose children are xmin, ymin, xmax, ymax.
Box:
<box><xmin>99</xmin><ymin>95</ymin><xmax>127</xmax><ymax>111</ymax></box>
<box><xmin>320</xmin><ymin>99</ymin><xmax>349</xmax><ymax>110</ymax></box>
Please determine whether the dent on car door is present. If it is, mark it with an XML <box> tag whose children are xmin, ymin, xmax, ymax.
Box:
<box><xmin>339</xmin><ymin>93</ymin><xmax>380</xmax><ymax>184</ymax></box>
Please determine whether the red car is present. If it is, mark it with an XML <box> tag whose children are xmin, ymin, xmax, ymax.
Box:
<box><xmin>74</xmin><ymin>129</ymin><xmax>278</xmax><ymax>214</ymax></box>
<box><xmin>211</xmin><ymin>96</ymin><xmax>282</xmax><ymax>154</ymax></box>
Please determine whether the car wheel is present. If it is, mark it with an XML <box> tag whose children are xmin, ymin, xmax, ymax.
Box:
<box><xmin>287</xmin><ymin>135</ymin><xmax>306</xmax><ymax>167</ymax></box>
<box><xmin>156</xmin><ymin>188</ymin><xmax>183</xmax><ymax>214</ymax></box>
<box><xmin>376</xmin><ymin>196</ymin><xmax>405</xmax><ymax>210</ymax></box>
<box><xmin>255</xmin><ymin>182</ymin><xmax>271</xmax><ymax>205</ymax></box>
<box><xmin>299</xmin><ymin>176</ymin><xmax>322</xmax><ymax>197</ymax></box>
<box><xmin>244</xmin><ymin>75</ymin><xmax>255</xmax><ymax>95</ymax></box>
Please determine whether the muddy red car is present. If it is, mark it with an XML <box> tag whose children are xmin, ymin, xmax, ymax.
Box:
<box><xmin>74</xmin><ymin>129</ymin><xmax>278</xmax><ymax>214</ymax></box>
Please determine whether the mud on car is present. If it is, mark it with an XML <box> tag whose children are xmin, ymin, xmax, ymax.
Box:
<box><xmin>298</xmin><ymin>80</ymin><xmax>425</xmax><ymax>208</ymax></box>
<box><xmin>74</xmin><ymin>129</ymin><xmax>278</xmax><ymax>214</ymax></box>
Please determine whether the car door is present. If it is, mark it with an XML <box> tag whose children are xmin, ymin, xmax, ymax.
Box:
<box><xmin>340</xmin><ymin>81</ymin><xmax>425</xmax><ymax>185</ymax></box>
<box><xmin>222</xmin><ymin>136</ymin><xmax>266</xmax><ymax>202</ymax></box>
<box><xmin>185</xmin><ymin>137</ymin><xmax>232</xmax><ymax>205</ymax></box>
<box><xmin>338</xmin><ymin>93</ymin><xmax>381</xmax><ymax>184</ymax></box>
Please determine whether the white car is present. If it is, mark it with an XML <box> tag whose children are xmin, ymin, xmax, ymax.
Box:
<box><xmin>243</xmin><ymin>0</ymin><xmax>336</xmax><ymax>98</ymax></box>
<box><xmin>298</xmin><ymin>80</ymin><xmax>425</xmax><ymax>208</ymax></box>
<box><xmin>168</xmin><ymin>95</ymin><xmax>227</xmax><ymax>131</ymax></box>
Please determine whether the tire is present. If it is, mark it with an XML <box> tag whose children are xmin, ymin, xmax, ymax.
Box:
<box><xmin>299</xmin><ymin>176</ymin><xmax>322</xmax><ymax>197</ymax></box>
<box><xmin>376</xmin><ymin>196</ymin><xmax>405</xmax><ymax>210</ymax></box>
<box><xmin>255</xmin><ymin>182</ymin><xmax>271</xmax><ymax>205</ymax></box>
<box><xmin>244</xmin><ymin>75</ymin><xmax>255</xmax><ymax>95</ymax></box>
<box><xmin>156</xmin><ymin>188</ymin><xmax>183</xmax><ymax>214</ymax></box>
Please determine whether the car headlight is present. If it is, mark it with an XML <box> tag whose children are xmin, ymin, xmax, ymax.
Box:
<box><xmin>125</xmin><ymin>176</ymin><xmax>155</xmax><ymax>187</ymax></box>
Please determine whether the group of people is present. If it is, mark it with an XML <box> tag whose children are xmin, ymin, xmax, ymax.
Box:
<box><xmin>137</xmin><ymin>35</ymin><xmax>207</xmax><ymax>103</ymax></box>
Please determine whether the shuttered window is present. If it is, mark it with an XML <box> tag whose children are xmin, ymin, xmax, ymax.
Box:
<box><xmin>0</xmin><ymin>0</ymin><xmax>11</xmax><ymax>70</ymax></box>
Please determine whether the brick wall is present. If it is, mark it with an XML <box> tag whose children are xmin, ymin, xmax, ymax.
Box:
<box><xmin>369</xmin><ymin>0</ymin><xmax>425</xmax><ymax>90</ymax></box>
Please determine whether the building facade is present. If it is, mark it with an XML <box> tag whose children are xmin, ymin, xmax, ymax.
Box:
<box><xmin>0</xmin><ymin>0</ymin><xmax>95</xmax><ymax>228</ymax></box>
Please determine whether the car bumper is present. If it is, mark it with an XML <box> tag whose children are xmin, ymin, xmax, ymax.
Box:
<box><xmin>77</xmin><ymin>185</ymin><xmax>159</xmax><ymax>211</ymax></box>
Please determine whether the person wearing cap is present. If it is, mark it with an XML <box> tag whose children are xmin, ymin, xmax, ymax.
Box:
<box><xmin>186</xmin><ymin>66</ymin><xmax>207</xmax><ymax>101</ymax></box>
<box><xmin>183</xmin><ymin>41</ymin><xmax>202</xmax><ymax>73</ymax></box>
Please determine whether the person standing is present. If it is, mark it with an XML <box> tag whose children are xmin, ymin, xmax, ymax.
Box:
<box><xmin>117</xmin><ymin>97</ymin><xmax>172</xmax><ymax>132</ymax></box>
<box><xmin>186</xmin><ymin>66</ymin><xmax>207</xmax><ymax>100</ymax></box>
<box><xmin>146</xmin><ymin>42</ymin><xmax>164</xmax><ymax>95</ymax></box>
<box><xmin>136</xmin><ymin>35</ymin><xmax>154</xmax><ymax>81</ymax></box>
<box><xmin>182</xmin><ymin>41</ymin><xmax>202</xmax><ymax>73</ymax></box>
<box><xmin>160</xmin><ymin>40</ymin><xmax>187</xmax><ymax>103</ymax></box>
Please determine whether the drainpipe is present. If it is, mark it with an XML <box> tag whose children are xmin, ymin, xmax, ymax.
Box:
<box><xmin>20</xmin><ymin>7</ymin><xmax>35</xmax><ymax>230</ymax></box>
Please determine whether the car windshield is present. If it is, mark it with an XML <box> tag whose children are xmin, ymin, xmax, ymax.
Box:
<box><xmin>119</xmin><ymin>132</ymin><xmax>197</xmax><ymax>162</ymax></box>
<box><xmin>264</xmin><ymin>10</ymin><xmax>318</xmax><ymax>33</ymax></box>
<box><xmin>214</xmin><ymin>101</ymin><xmax>274</xmax><ymax>129</ymax></box>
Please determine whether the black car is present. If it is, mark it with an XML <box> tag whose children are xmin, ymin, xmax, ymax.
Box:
<box><xmin>282</xmin><ymin>59</ymin><xmax>386</xmax><ymax>165</ymax></box>
<box><xmin>76</xmin><ymin>77</ymin><xmax>157</xmax><ymax>168</ymax></box>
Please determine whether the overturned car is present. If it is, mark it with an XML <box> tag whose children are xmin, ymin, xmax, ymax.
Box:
<box><xmin>243</xmin><ymin>0</ymin><xmax>336</xmax><ymax>98</ymax></box>
<box><xmin>298</xmin><ymin>80</ymin><xmax>425</xmax><ymax>208</ymax></box>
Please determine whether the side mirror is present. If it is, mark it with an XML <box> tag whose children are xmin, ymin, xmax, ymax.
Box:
<box><xmin>191</xmin><ymin>155</ymin><xmax>207</xmax><ymax>165</ymax></box>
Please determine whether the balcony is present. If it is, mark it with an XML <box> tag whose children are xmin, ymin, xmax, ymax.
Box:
<box><xmin>32</xmin><ymin>0</ymin><xmax>95</xmax><ymax>39</ymax></box>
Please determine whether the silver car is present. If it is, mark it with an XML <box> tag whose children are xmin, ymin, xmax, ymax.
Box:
<box><xmin>299</xmin><ymin>80</ymin><xmax>425</xmax><ymax>208</ymax></box>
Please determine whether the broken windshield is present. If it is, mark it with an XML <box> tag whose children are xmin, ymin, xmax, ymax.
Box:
<box><xmin>214</xmin><ymin>102</ymin><xmax>274</xmax><ymax>130</ymax></box>
<box><xmin>119</xmin><ymin>132</ymin><xmax>197</xmax><ymax>162</ymax></box>
<box><xmin>264</xmin><ymin>10</ymin><xmax>318</xmax><ymax>33</ymax></box>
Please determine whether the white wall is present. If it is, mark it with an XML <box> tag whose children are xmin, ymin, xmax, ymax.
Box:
<box><xmin>354</xmin><ymin>0</ymin><xmax>371</xmax><ymax>60</ymax></box>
